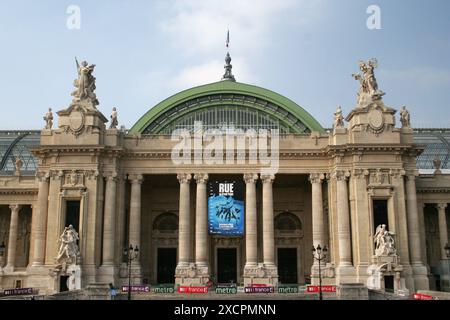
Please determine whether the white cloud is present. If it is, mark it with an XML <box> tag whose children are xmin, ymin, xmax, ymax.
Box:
<box><xmin>135</xmin><ymin>0</ymin><xmax>323</xmax><ymax>113</ymax></box>
<box><xmin>160</xmin><ymin>0</ymin><xmax>322</xmax><ymax>56</ymax></box>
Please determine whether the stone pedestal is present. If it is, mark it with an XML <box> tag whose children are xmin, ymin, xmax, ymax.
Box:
<box><xmin>311</xmin><ymin>263</ymin><xmax>336</xmax><ymax>285</ymax></box>
<box><xmin>337</xmin><ymin>283</ymin><xmax>368</xmax><ymax>300</ymax></box>
<box><xmin>243</xmin><ymin>263</ymin><xmax>278</xmax><ymax>287</ymax></box>
<box><xmin>175</xmin><ymin>263</ymin><xmax>209</xmax><ymax>286</ymax></box>
<box><xmin>366</xmin><ymin>255</ymin><xmax>409</xmax><ymax>296</ymax></box>
<box><xmin>67</xmin><ymin>264</ymin><xmax>82</xmax><ymax>290</ymax></box>
<box><xmin>98</xmin><ymin>265</ymin><xmax>118</xmax><ymax>285</ymax></box>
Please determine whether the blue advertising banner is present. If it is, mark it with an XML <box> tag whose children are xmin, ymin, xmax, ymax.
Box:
<box><xmin>208</xmin><ymin>180</ymin><xmax>244</xmax><ymax>236</ymax></box>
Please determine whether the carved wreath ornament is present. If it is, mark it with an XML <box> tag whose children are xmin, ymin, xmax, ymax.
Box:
<box><xmin>367</xmin><ymin>107</ymin><xmax>385</xmax><ymax>134</ymax></box>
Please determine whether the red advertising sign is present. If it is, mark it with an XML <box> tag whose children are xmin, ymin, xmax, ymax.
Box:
<box><xmin>413</xmin><ymin>293</ymin><xmax>434</xmax><ymax>300</ymax></box>
<box><xmin>244</xmin><ymin>286</ymin><xmax>274</xmax><ymax>293</ymax></box>
<box><xmin>307</xmin><ymin>285</ymin><xmax>336</xmax><ymax>293</ymax></box>
<box><xmin>177</xmin><ymin>286</ymin><xmax>209</xmax><ymax>294</ymax></box>
<box><xmin>250</xmin><ymin>284</ymin><xmax>269</xmax><ymax>287</ymax></box>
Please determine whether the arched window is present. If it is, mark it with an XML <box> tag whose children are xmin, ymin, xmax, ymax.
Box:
<box><xmin>152</xmin><ymin>212</ymin><xmax>178</xmax><ymax>233</ymax></box>
<box><xmin>275</xmin><ymin>212</ymin><xmax>302</xmax><ymax>232</ymax></box>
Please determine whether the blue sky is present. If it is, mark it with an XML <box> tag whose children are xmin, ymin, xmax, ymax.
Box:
<box><xmin>0</xmin><ymin>0</ymin><xmax>449</xmax><ymax>130</ymax></box>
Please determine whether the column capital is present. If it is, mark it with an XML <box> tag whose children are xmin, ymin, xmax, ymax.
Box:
<box><xmin>352</xmin><ymin>168</ymin><xmax>370</xmax><ymax>179</ymax></box>
<box><xmin>437</xmin><ymin>203</ymin><xmax>448</xmax><ymax>211</ymax></box>
<box><xmin>243</xmin><ymin>173</ymin><xmax>258</xmax><ymax>184</ymax></box>
<box><xmin>104</xmin><ymin>171</ymin><xmax>118</xmax><ymax>181</ymax></box>
<box><xmin>389</xmin><ymin>168</ymin><xmax>406</xmax><ymax>179</ymax></box>
<box><xmin>405</xmin><ymin>170</ymin><xmax>419</xmax><ymax>180</ymax></box>
<box><xmin>36</xmin><ymin>171</ymin><xmax>50</xmax><ymax>182</ymax></box>
<box><xmin>9</xmin><ymin>204</ymin><xmax>21</xmax><ymax>212</ymax></box>
<box><xmin>332</xmin><ymin>170</ymin><xmax>350</xmax><ymax>181</ymax></box>
<box><xmin>309</xmin><ymin>173</ymin><xmax>325</xmax><ymax>184</ymax></box>
<box><xmin>128</xmin><ymin>174</ymin><xmax>143</xmax><ymax>184</ymax></box>
<box><xmin>194</xmin><ymin>173</ymin><xmax>208</xmax><ymax>184</ymax></box>
<box><xmin>261</xmin><ymin>173</ymin><xmax>275</xmax><ymax>184</ymax></box>
<box><xmin>177</xmin><ymin>173</ymin><xmax>192</xmax><ymax>184</ymax></box>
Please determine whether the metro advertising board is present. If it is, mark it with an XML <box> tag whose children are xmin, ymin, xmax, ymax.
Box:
<box><xmin>208</xmin><ymin>180</ymin><xmax>244</xmax><ymax>236</ymax></box>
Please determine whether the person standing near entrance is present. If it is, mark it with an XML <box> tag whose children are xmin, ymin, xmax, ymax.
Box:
<box><xmin>109</xmin><ymin>283</ymin><xmax>117</xmax><ymax>300</ymax></box>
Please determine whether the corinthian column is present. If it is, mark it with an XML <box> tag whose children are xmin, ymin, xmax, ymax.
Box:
<box><xmin>102</xmin><ymin>173</ymin><xmax>117</xmax><ymax>266</ymax></box>
<box><xmin>244</xmin><ymin>173</ymin><xmax>258</xmax><ymax>268</ymax></box>
<box><xmin>261</xmin><ymin>174</ymin><xmax>275</xmax><ymax>266</ymax></box>
<box><xmin>129</xmin><ymin>174</ymin><xmax>143</xmax><ymax>265</ymax></box>
<box><xmin>310</xmin><ymin>173</ymin><xmax>325</xmax><ymax>254</ymax></box>
<box><xmin>334</xmin><ymin>170</ymin><xmax>352</xmax><ymax>267</ymax></box>
<box><xmin>405</xmin><ymin>172</ymin><xmax>429</xmax><ymax>290</ymax></box>
<box><xmin>177</xmin><ymin>173</ymin><xmax>192</xmax><ymax>267</ymax></box>
<box><xmin>5</xmin><ymin>205</ymin><xmax>21</xmax><ymax>271</ymax></box>
<box><xmin>405</xmin><ymin>174</ymin><xmax>424</xmax><ymax>265</ymax></box>
<box><xmin>437</xmin><ymin>203</ymin><xmax>448</xmax><ymax>260</ymax></box>
<box><xmin>194</xmin><ymin>173</ymin><xmax>208</xmax><ymax>267</ymax></box>
<box><xmin>32</xmin><ymin>173</ymin><xmax>49</xmax><ymax>266</ymax></box>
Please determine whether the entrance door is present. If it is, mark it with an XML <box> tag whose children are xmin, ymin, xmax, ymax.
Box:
<box><xmin>277</xmin><ymin>248</ymin><xmax>298</xmax><ymax>284</ymax></box>
<box><xmin>59</xmin><ymin>275</ymin><xmax>69</xmax><ymax>292</ymax></box>
<box><xmin>217</xmin><ymin>248</ymin><xmax>237</xmax><ymax>284</ymax></box>
<box><xmin>157</xmin><ymin>248</ymin><xmax>177</xmax><ymax>284</ymax></box>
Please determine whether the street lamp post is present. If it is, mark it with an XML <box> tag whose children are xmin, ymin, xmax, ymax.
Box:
<box><xmin>124</xmin><ymin>244</ymin><xmax>139</xmax><ymax>301</ymax></box>
<box><xmin>312</xmin><ymin>244</ymin><xmax>328</xmax><ymax>301</ymax></box>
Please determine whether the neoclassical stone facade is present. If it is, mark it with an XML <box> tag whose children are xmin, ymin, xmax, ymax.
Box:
<box><xmin>0</xmin><ymin>57</ymin><xmax>449</xmax><ymax>295</ymax></box>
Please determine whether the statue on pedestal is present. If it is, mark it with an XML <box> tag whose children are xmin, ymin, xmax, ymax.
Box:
<box><xmin>352</xmin><ymin>58</ymin><xmax>385</xmax><ymax>105</ymax></box>
<box><xmin>110</xmin><ymin>107</ymin><xmax>118</xmax><ymax>129</ymax></box>
<box><xmin>333</xmin><ymin>106</ymin><xmax>345</xmax><ymax>129</ymax></box>
<box><xmin>399</xmin><ymin>106</ymin><xmax>410</xmax><ymax>128</ymax></box>
<box><xmin>56</xmin><ymin>224</ymin><xmax>79</xmax><ymax>265</ymax></box>
<box><xmin>43</xmin><ymin>108</ymin><xmax>53</xmax><ymax>129</ymax></box>
<box><xmin>374</xmin><ymin>224</ymin><xmax>396</xmax><ymax>256</ymax></box>
<box><xmin>71</xmin><ymin>57</ymin><xmax>99</xmax><ymax>107</ymax></box>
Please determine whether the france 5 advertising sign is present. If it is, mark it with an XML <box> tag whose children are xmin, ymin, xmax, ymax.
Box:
<box><xmin>208</xmin><ymin>180</ymin><xmax>244</xmax><ymax>236</ymax></box>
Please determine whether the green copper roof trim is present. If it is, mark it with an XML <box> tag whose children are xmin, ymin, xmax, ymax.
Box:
<box><xmin>129</xmin><ymin>81</ymin><xmax>324</xmax><ymax>134</ymax></box>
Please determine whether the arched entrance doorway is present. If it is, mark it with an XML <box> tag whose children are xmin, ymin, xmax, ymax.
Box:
<box><xmin>152</xmin><ymin>212</ymin><xmax>178</xmax><ymax>284</ymax></box>
<box><xmin>275</xmin><ymin>212</ymin><xmax>303</xmax><ymax>284</ymax></box>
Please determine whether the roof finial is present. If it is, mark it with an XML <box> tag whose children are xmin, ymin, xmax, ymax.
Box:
<box><xmin>222</xmin><ymin>30</ymin><xmax>236</xmax><ymax>82</ymax></box>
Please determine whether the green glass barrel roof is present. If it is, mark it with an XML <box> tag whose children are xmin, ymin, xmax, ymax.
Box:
<box><xmin>414</xmin><ymin>129</ymin><xmax>450</xmax><ymax>170</ymax></box>
<box><xmin>129</xmin><ymin>80</ymin><xmax>325</xmax><ymax>134</ymax></box>
<box><xmin>0</xmin><ymin>131</ymin><xmax>40</xmax><ymax>175</ymax></box>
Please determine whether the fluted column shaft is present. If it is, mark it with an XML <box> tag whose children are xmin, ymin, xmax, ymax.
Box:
<box><xmin>244</xmin><ymin>173</ymin><xmax>258</xmax><ymax>267</ymax></box>
<box><xmin>129</xmin><ymin>174</ymin><xmax>143</xmax><ymax>264</ymax></box>
<box><xmin>32</xmin><ymin>175</ymin><xmax>49</xmax><ymax>266</ymax></box>
<box><xmin>405</xmin><ymin>174</ymin><xmax>424</xmax><ymax>265</ymax></box>
<box><xmin>335</xmin><ymin>171</ymin><xmax>352</xmax><ymax>266</ymax></box>
<box><xmin>261</xmin><ymin>174</ymin><xmax>275</xmax><ymax>266</ymax></box>
<box><xmin>310</xmin><ymin>173</ymin><xmax>325</xmax><ymax>252</ymax></box>
<box><xmin>6</xmin><ymin>205</ymin><xmax>21</xmax><ymax>269</ymax></box>
<box><xmin>177</xmin><ymin>173</ymin><xmax>192</xmax><ymax>266</ymax></box>
<box><xmin>437</xmin><ymin>203</ymin><xmax>448</xmax><ymax>260</ymax></box>
<box><xmin>102</xmin><ymin>174</ymin><xmax>117</xmax><ymax>265</ymax></box>
<box><xmin>194</xmin><ymin>173</ymin><xmax>208</xmax><ymax>266</ymax></box>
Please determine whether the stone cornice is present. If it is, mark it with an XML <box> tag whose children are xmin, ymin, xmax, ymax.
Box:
<box><xmin>417</xmin><ymin>188</ymin><xmax>450</xmax><ymax>194</ymax></box>
<box><xmin>326</xmin><ymin>144</ymin><xmax>424</xmax><ymax>156</ymax></box>
<box><xmin>31</xmin><ymin>145</ymin><xmax>124</xmax><ymax>158</ymax></box>
<box><xmin>0</xmin><ymin>189</ymin><xmax>38</xmax><ymax>195</ymax></box>
<box><xmin>122</xmin><ymin>149</ymin><xmax>328</xmax><ymax>160</ymax></box>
